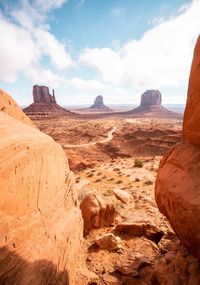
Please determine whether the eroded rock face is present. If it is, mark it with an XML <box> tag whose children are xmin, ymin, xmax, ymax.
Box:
<box><xmin>33</xmin><ymin>85</ymin><xmax>56</xmax><ymax>104</ymax></box>
<box><xmin>0</xmin><ymin>95</ymin><xmax>84</xmax><ymax>284</ymax></box>
<box><xmin>80</xmin><ymin>194</ymin><xmax>116</xmax><ymax>236</ymax></box>
<box><xmin>24</xmin><ymin>85</ymin><xmax>72</xmax><ymax>116</ymax></box>
<box><xmin>183</xmin><ymin>35</ymin><xmax>200</xmax><ymax>146</ymax></box>
<box><xmin>155</xmin><ymin>36</ymin><xmax>200</xmax><ymax>259</ymax></box>
<box><xmin>140</xmin><ymin>90</ymin><xmax>162</xmax><ymax>106</ymax></box>
<box><xmin>0</xmin><ymin>89</ymin><xmax>35</xmax><ymax>128</ymax></box>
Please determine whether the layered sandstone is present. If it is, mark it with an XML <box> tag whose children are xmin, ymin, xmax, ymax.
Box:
<box><xmin>155</xmin><ymin>36</ymin><xmax>200</xmax><ymax>258</ymax></box>
<box><xmin>0</xmin><ymin>89</ymin><xmax>35</xmax><ymax>127</ymax></box>
<box><xmin>140</xmin><ymin>90</ymin><xmax>162</xmax><ymax>106</ymax></box>
<box><xmin>90</xmin><ymin>95</ymin><xmax>111</xmax><ymax>111</ymax></box>
<box><xmin>0</xmin><ymin>94</ymin><xmax>84</xmax><ymax>284</ymax></box>
<box><xmin>24</xmin><ymin>85</ymin><xmax>72</xmax><ymax>116</ymax></box>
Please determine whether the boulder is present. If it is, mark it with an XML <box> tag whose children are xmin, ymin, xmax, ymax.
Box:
<box><xmin>95</xmin><ymin>233</ymin><xmax>121</xmax><ymax>251</ymax></box>
<box><xmin>0</xmin><ymin>92</ymin><xmax>84</xmax><ymax>285</ymax></box>
<box><xmin>113</xmin><ymin>189</ymin><xmax>133</xmax><ymax>204</ymax></box>
<box><xmin>155</xmin><ymin>36</ymin><xmax>200</xmax><ymax>258</ymax></box>
<box><xmin>80</xmin><ymin>194</ymin><xmax>116</xmax><ymax>236</ymax></box>
<box><xmin>114</xmin><ymin>222</ymin><xmax>163</xmax><ymax>244</ymax></box>
<box><xmin>116</xmin><ymin>252</ymin><xmax>151</xmax><ymax>276</ymax></box>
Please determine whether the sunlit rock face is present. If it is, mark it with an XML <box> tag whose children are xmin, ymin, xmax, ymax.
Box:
<box><xmin>155</xmin><ymin>36</ymin><xmax>200</xmax><ymax>259</ymax></box>
<box><xmin>0</xmin><ymin>92</ymin><xmax>84</xmax><ymax>285</ymax></box>
<box><xmin>140</xmin><ymin>90</ymin><xmax>162</xmax><ymax>106</ymax></box>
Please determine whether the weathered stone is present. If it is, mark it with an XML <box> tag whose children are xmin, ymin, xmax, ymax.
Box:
<box><xmin>114</xmin><ymin>222</ymin><xmax>163</xmax><ymax>243</ymax></box>
<box><xmin>155</xmin><ymin>36</ymin><xmax>200</xmax><ymax>259</ymax></box>
<box><xmin>80</xmin><ymin>194</ymin><xmax>116</xmax><ymax>236</ymax></box>
<box><xmin>95</xmin><ymin>233</ymin><xmax>121</xmax><ymax>251</ymax></box>
<box><xmin>102</xmin><ymin>272</ymin><xmax>121</xmax><ymax>285</ymax></box>
<box><xmin>113</xmin><ymin>189</ymin><xmax>133</xmax><ymax>203</ymax></box>
<box><xmin>0</xmin><ymin>89</ymin><xmax>35</xmax><ymax>128</ymax></box>
<box><xmin>183</xmin><ymin>35</ymin><xmax>200</xmax><ymax>146</ymax></box>
<box><xmin>0</xmin><ymin>93</ymin><xmax>85</xmax><ymax>285</ymax></box>
<box><xmin>116</xmin><ymin>252</ymin><xmax>151</xmax><ymax>276</ymax></box>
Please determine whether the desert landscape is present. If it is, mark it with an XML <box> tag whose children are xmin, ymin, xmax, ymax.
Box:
<box><xmin>1</xmin><ymin>1</ymin><xmax>200</xmax><ymax>284</ymax></box>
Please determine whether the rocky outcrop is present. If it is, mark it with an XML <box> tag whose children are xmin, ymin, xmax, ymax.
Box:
<box><xmin>155</xmin><ymin>36</ymin><xmax>200</xmax><ymax>259</ymax></box>
<box><xmin>130</xmin><ymin>90</ymin><xmax>176</xmax><ymax>117</ymax></box>
<box><xmin>80</xmin><ymin>194</ymin><xmax>116</xmax><ymax>236</ymax></box>
<box><xmin>0</xmin><ymin>92</ymin><xmax>85</xmax><ymax>284</ymax></box>
<box><xmin>90</xmin><ymin>95</ymin><xmax>111</xmax><ymax>111</ymax></box>
<box><xmin>0</xmin><ymin>89</ymin><xmax>35</xmax><ymax>128</ymax></box>
<box><xmin>140</xmin><ymin>90</ymin><xmax>162</xmax><ymax>106</ymax></box>
<box><xmin>33</xmin><ymin>85</ymin><xmax>56</xmax><ymax>104</ymax></box>
<box><xmin>24</xmin><ymin>85</ymin><xmax>72</xmax><ymax>117</ymax></box>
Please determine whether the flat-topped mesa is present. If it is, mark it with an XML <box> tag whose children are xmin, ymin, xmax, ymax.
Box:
<box><xmin>140</xmin><ymin>90</ymin><xmax>162</xmax><ymax>107</ymax></box>
<box><xmin>129</xmin><ymin>89</ymin><xmax>178</xmax><ymax>118</ymax></box>
<box><xmin>90</xmin><ymin>95</ymin><xmax>110</xmax><ymax>110</ymax></box>
<box><xmin>24</xmin><ymin>85</ymin><xmax>73</xmax><ymax>117</ymax></box>
<box><xmin>33</xmin><ymin>85</ymin><xmax>56</xmax><ymax>104</ymax></box>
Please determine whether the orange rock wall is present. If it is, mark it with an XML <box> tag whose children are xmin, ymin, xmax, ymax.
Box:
<box><xmin>0</xmin><ymin>104</ymin><xmax>83</xmax><ymax>284</ymax></box>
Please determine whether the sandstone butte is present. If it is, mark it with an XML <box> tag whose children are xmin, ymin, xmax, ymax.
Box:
<box><xmin>0</xmin><ymin>90</ymin><xmax>91</xmax><ymax>284</ymax></box>
<box><xmin>155</xmin><ymin>35</ymin><xmax>200</xmax><ymax>258</ymax></box>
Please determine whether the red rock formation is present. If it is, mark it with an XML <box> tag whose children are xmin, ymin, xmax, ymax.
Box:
<box><xmin>155</xmin><ymin>36</ymin><xmax>200</xmax><ymax>258</ymax></box>
<box><xmin>183</xmin><ymin>35</ymin><xmax>200</xmax><ymax>146</ymax></box>
<box><xmin>33</xmin><ymin>85</ymin><xmax>56</xmax><ymax>104</ymax></box>
<box><xmin>24</xmin><ymin>85</ymin><xmax>72</xmax><ymax>116</ymax></box>
<box><xmin>80</xmin><ymin>194</ymin><xmax>116</xmax><ymax>236</ymax></box>
<box><xmin>140</xmin><ymin>90</ymin><xmax>162</xmax><ymax>106</ymax></box>
<box><xmin>0</xmin><ymin>89</ymin><xmax>35</xmax><ymax>128</ymax></box>
<box><xmin>0</xmin><ymin>92</ymin><xmax>85</xmax><ymax>284</ymax></box>
<box><xmin>130</xmin><ymin>89</ymin><xmax>176</xmax><ymax>116</ymax></box>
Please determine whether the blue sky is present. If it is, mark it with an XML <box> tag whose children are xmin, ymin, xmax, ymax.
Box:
<box><xmin>0</xmin><ymin>0</ymin><xmax>199</xmax><ymax>106</ymax></box>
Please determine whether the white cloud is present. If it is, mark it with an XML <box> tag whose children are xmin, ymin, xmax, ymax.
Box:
<box><xmin>34</xmin><ymin>28</ymin><xmax>74</xmax><ymax>69</ymax></box>
<box><xmin>0</xmin><ymin>0</ymin><xmax>73</xmax><ymax>84</ymax></box>
<box><xmin>0</xmin><ymin>13</ymin><xmax>40</xmax><ymax>82</ymax></box>
<box><xmin>27</xmin><ymin>68</ymin><xmax>65</xmax><ymax>87</ymax></box>
<box><xmin>80</xmin><ymin>0</ymin><xmax>200</xmax><ymax>91</ymax></box>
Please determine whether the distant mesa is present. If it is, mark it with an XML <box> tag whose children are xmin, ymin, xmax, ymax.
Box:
<box><xmin>23</xmin><ymin>85</ymin><xmax>72</xmax><ymax>117</ymax></box>
<box><xmin>130</xmin><ymin>90</ymin><xmax>173</xmax><ymax>115</ymax></box>
<box><xmin>89</xmin><ymin>95</ymin><xmax>111</xmax><ymax>111</ymax></box>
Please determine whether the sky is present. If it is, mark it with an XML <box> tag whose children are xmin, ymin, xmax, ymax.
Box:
<box><xmin>0</xmin><ymin>0</ymin><xmax>199</xmax><ymax>106</ymax></box>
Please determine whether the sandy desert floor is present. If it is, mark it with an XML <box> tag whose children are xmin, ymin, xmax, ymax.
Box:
<box><xmin>32</xmin><ymin>114</ymin><xmax>200</xmax><ymax>284</ymax></box>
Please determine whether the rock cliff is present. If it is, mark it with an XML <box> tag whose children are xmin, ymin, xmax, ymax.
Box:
<box><xmin>0</xmin><ymin>93</ymin><xmax>85</xmax><ymax>284</ymax></box>
<box><xmin>131</xmin><ymin>90</ymin><xmax>175</xmax><ymax>117</ymax></box>
<box><xmin>155</xmin><ymin>36</ymin><xmax>200</xmax><ymax>258</ymax></box>
<box><xmin>140</xmin><ymin>90</ymin><xmax>162</xmax><ymax>106</ymax></box>
<box><xmin>24</xmin><ymin>85</ymin><xmax>72</xmax><ymax>117</ymax></box>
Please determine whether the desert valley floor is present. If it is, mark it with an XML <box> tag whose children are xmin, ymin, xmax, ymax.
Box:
<box><xmin>29</xmin><ymin>113</ymin><xmax>200</xmax><ymax>284</ymax></box>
